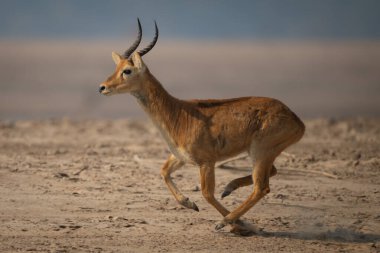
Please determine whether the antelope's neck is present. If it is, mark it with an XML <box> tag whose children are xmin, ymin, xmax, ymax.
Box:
<box><xmin>131</xmin><ymin>71</ymin><xmax>186</xmax><ymax>142</ymax></box>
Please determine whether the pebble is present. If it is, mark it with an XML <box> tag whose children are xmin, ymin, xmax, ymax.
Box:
<box><xmin>191</xmin><ymin>185</ymin><xmax>200</xmax><ymax>192</ymax></box>
<box><xmin>354</xmin><ymin>152</ymin><xmax>362</xmax><ymax>160</ymax></box>
<box><xmin>274</xmin><ymin>194</ymin><xmax>287</xmax><ymax>200</ymax></box>
<box><xmin>54</xmin><ymin>148</ymin><xmax>68</xmax><ymax>155</ymax></box>
<box><xmin>305</xmin><ymin>155</ymin><xmax>316</xmax><ymax>162</ymax></box>
<box><xmin>55</xmin><ymin>172</ymin><xmax>69</xmax><ymax>178</ymax></box>
<box><xmin>86</xmin><ymin>150</ymin><xmax>98</xmax><ymax>155</ymax></box>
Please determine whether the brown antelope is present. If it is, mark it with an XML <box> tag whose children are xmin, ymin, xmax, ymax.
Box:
<box><xmin>99</xmin><ymin>19</ymin><xmax>305</xmax><ymax>235</ymax></box>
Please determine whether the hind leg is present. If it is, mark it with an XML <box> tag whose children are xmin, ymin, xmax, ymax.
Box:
<box><xmin>216</xmin><ymin>156</ymin><xmax>274</xmax><ymax>232</ymax></box>
<box><xmin>216</xmin><ymin>129</ymin><xmax>303</xmax><ymax>233</ymax></box>
<box><xmin>221</xmin><ymin>165</ymin><xmax>277</xmax><ymax>199</ymax></box>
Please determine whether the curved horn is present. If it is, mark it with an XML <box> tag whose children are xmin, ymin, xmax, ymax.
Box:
<box><xmin>138</xmin><ymin>21</ymin><xmax>159</xmax><ymax>57</ymax></box>
<box><xmin>123</xmin><ymin>18</ymin><xmax>142</xmax><ymax>59</ymax></box>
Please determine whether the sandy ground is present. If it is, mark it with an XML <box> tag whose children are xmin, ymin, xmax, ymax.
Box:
<box><xmin>0</xmin><ymin>118</ymin><xmax>379</xmax><ymax>252</ymax></box>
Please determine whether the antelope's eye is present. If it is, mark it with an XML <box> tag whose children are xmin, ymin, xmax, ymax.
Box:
<box><xmin>123</xmin><ymin>69</ymin><xmax>132</xmax><ymax>75</ymax></box>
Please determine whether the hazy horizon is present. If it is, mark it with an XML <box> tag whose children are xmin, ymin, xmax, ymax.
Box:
<box><xmin>1</xmin><ymin>39</ymin><xmax>379</xmax><ymax>120</ymax></box>
<box><xmin>1</xmin><ymin>1</ymin><xmax>379</xmax><ymax>120</ymax></box>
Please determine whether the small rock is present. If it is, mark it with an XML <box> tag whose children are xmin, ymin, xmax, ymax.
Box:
<box><xmin>55</xmin><ymin>172</ymin><xmax>69</xmax><ymax>178</ymax></box>
<box><xmin>191</xmin><ymin>185</ymin><xmax>200</xmax><ymax>192</ymax></box>
<box><xmin>274</xmin><ymin>194</ymin><xmax>287</xmax><ymax>200</ymax></box>
<box><xmin>107</xmin><ymin>164</ymin><xmax>116</xmax><ymax>171</ymax></box>
<box><xmin>354</xmin><ymin>152</ymin><xmax>362</xmax><ymax>160</ymax></box>
<box><xmin>137</xmin><ymin>219</ymin><xmax>147</xmax><ymax>224</ymax></box>
<box><xmin>97</xmin><ymin>143</ymin><xmax>110</xmax><ymax>148</ymax></box>
<box><xmin>306</xmin><ymin>155</ymin><xmax>316</xmax><ymax>162</ymax></box>
<box><xmin>69</xmin><ymin>225</ymin><xmax>81</xmax><ymax>230</ymax></box>
<box><xmin>86</xmin><ymin>150</ymin><xmax>98</xmax><ymax>155</ymax></box>
<box><xmin>54</xmin><ymin>148</ymin><xmax>68</xmax><ymax>155</ymax></box>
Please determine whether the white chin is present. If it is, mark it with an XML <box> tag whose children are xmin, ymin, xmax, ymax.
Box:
<box><xmin>101</xmin><ymin>91</ymin><xmax>113</xmax><ymax>96</ymax></box>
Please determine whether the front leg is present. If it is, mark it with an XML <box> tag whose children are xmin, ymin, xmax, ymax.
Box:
<box><xmin>199</xmin><ymin>163</ymin><xmax>230</xmax><ymax>216</ymax></box>
<box><xmin>161</xmin><ymin>155</ymin><xmax>199</xmax><ymax>212</ymax></box>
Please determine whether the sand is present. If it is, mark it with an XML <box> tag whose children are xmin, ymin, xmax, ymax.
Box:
<box><xmin>0</xmin><ymin>118</ymin><xmax>379</xmax><ymax>252</ymax></box>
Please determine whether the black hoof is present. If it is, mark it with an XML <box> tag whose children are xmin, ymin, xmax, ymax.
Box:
<box><xmin>221</xmin><ymin>190</ymin><xmax>231</xmax><ymax>199</ymax></box>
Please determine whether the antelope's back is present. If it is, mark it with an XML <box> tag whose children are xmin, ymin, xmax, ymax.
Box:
<box><xmin>191</xmin><ymin>96</ymin><xmax>303</xmax><ymax>139</ymax></box>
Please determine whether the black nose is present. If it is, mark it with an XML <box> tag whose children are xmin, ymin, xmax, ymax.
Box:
<box><xmin>99</xmin><ymin>86</ymin><xmax>106</xmax><ymax>93</ymax></box>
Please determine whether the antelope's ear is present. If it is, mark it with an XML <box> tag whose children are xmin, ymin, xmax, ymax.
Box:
<box><xmin>131</xmin><ymin>52</ymin><xmax>146</xmax><ymax>70</ymax></box>
<box><xmin>111</xmin><ymin>52</ymin><xmax>122</xmax><ymax>65</ymax></box>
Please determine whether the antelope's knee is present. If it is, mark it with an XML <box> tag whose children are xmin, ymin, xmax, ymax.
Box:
<box><xmin>202</xmin><ymin>189</ymin><xmax>214</xmax><ymax>202</ymax></box>
<box><xmin>160</xmin><ymin>168</ymin><xmax>169</xmax><ymax>180</ymax></box>
<box><xmin>252</xmin><ymin>184</ymin><xmax>270</xmax><ymax>198</ymax></box>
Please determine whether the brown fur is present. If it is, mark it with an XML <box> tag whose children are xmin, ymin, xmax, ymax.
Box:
<box><xmin>100</xmin><ymin>52</ymin><xmax>305</xmax><ymax>235</ymax></box>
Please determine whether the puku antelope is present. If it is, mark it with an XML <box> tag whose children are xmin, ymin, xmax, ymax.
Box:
<box><xmin>99</xmin><ymin>19</ymin><xmax>305</xmax><ymax>235</ymax></box>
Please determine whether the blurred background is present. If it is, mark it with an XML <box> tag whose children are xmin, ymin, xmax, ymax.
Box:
<box><xmin>0</xmin><ymin>0</ymin><xmax>379</xmax><ymax>120</ymax></box>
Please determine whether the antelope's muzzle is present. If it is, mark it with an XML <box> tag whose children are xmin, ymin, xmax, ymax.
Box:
<box><xmin>99</xmin><ymin>85</ymin><xmax>106</xmax><ymax>94</ymax></box>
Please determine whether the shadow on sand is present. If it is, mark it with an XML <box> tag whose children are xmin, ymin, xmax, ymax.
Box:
<box><xmin>257</xmin><ymin>227</ymin><xmax>380</xmax><ymax>243</ymax></box>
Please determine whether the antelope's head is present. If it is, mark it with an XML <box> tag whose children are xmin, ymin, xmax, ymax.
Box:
<box><xmin>99</xmin><ymin>19</ymin><xmax>158</xmax><ymax>96</ymax></box>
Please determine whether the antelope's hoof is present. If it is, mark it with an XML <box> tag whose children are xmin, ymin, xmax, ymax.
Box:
<box><xmin>180</xmin><ymin>197</ymin><xmax>199</xmax><ymax>212</ymax></box>
<box><xmin>215</xmin><ymin>217</ymin><xmax>233</xmax><ymax>230</ymax></box>
<box><xmin>215</xmin><ymin>220</ymin><xmax>227</xmax><ymax>231</ymax></box>
<box><xmin>221</xmin><ymin>189</ymin><xmax>232</xmax><ymax>199</ymax></box>
<box><xmin>221</xmin><ymin>183</ymin><xmax>238</xmax><ymax>199</ymax></box>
